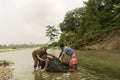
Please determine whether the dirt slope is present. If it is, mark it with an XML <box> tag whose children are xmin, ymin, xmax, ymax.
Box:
<box><xmin>82</xmin><ymin>28</ymin><xmax>120</xmax><ymax>50</ymax></box>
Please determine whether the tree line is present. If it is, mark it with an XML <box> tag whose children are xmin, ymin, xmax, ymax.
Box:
<box><xmin>0</xmin><ymin>44</ymin><xmax>42</xmax><ymax>49</ymax></box>
<box><xmin>46</xmin><ymin>0</ymin><xmax>120</xmax><ymax>49</ymax></box>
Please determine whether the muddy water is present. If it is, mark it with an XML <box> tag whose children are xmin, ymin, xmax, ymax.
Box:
<box><xmin>0</xmin><ymin>48</ymin><xmax>113</xmax><ymax>80</ymax></box>
<box><xmin>0</xmin><ymin>48</ymin><xmax>62</xmax><ymax>80</ymax></box>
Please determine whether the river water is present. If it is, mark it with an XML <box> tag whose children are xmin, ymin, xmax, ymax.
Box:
<box><xmin>0</xmin><ymin>48</ymin><xmax>116</xmax><ymax>80</ymax></box>
<box><xmin>0</xmin><ymin>48</ymin><xmax>61</xmax><ymax>80</ymax></box>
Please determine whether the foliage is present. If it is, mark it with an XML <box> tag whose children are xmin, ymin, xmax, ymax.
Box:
<box><xmin>0</xmin><ymin>44</ymin><xmax>41</xmax><ymax>49</ymax></box>
<box><xmin>46</xmin><ymin>25</ymin><xmax>59</xmax><ymax>42</ymax></box>
<box><xmin>59</xmin><ymin>8</ymin><xmax>86</xmax><ymax>33</ymax></box>
<box><xmin>48</xmin><ymin>42</ymin><xmax>58</xmax><ymax>48</ymax></box>
<box><xmin>58</xmin><ymin>0</ymin><xmax>120</xmax><ymax>49</ymax></box>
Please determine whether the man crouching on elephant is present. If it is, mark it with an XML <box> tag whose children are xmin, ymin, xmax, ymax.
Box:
<box><xmin>32</xmin><ymin>46</ymin><xmax>52</xmax><ymax>71</ymax></box>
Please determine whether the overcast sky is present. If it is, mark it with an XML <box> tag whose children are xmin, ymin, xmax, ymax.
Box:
<box><xmin>0</xmin><ymin>0</ymin><xmax>87</xmax><ymax>45</ymax></box>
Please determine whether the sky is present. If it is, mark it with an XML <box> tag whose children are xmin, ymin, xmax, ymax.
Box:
<box><xmin>0</xmin><ymin>0</ymin><xmax>87</xmax><ymax>45</ymax></box>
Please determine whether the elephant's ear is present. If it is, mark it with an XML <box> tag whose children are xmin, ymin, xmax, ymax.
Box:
<box><xmin>41</xmin><ymin>55</ymin><xmax>47</xmax><ymax>59</ymax></box>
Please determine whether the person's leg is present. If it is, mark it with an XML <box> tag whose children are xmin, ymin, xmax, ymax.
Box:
<box><xmin>42</xmin><ymin>59</ymin><xmax>49</xmax><ymax>71</ymax></box>
<box><xmin>33</xmin><ymin>57</ymin><xmax>38</xmax><ymax>71</ymax></box>
<box><xmin>68</xmin><ymin>53</ymin><xmax>78</xmax><ymax>69</ymax></box>
<box><xmin>68</xmin><ymin>54</ymin><xmax>78</xmax><ymax>72</ymax></box>
<box><xmin>38</xmin><ymin>60</ymin><xmax>42</xmax><ymax>70</ymax></box>
<box><xmin>38</xmin><ymin>60</ymin><xmax>47</xmax><ymax>72</ymax></box>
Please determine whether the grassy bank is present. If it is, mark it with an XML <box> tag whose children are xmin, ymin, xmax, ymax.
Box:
<box><xmin>0</xmin><ymin>48</ymin><xmax>25</xmax><ymax>53</ymax></box>
<box><xmin>76</xmin><ymin>50</ymin><xmax>120</xmax><ymax>79</ymax></box>
<box><xmin>0</xmin><ymin>49</ymin><xmax>15</xmax><ymax>52</ymax></box>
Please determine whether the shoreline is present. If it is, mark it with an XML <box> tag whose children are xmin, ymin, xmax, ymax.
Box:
<box><xmin>0</xmin><ymin>48</ymin><xmax>16</xmax><ymax>53</ymax></box>
<box><xmin>0</xmin><ymin>60</ymin><xmax>14</xmax><ymax>80</ymax></box>
<box><xmin>0</xmin><ymin>47</ymin><xmax>39</xmax><ymax>53</ymax></box>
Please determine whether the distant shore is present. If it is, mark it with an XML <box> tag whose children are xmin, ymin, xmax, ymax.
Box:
<box><xmin>0</xmin><ymin>47</ymin><xmax>41</xmax><ymax>53</ymax></box>
<box><xmin>0</xmin><ymin>48</ymin><xmax>27</xmax><ymax>53</ymax></box>
<box><xmin>0</xmin><ymin>49</ymin><xmax>16</xmax><ymax>53</ymax></box>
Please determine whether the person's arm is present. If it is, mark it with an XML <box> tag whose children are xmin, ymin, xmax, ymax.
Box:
<box><xmin>36</xmin><ymin>54</ymin><xmax>45</xmax><ymax>61</ymax></box>
<box><xmin>47</xmin><ymin>55</ymin><xmax>53</xmax><ymax>59</ymax></box>
<box><xmin>58</xmin><ymin>50</ymin><xmax>63</xmax><ymax>59</ymax></box>
<box><xmin>59</xmin><ymin>53</ymin><xmax>64</xmax><ymax>61</ymax></box>
<box><xmin>45</xmin><ymin>51</ymin><xmax>53</xmax><ymax>59</ymax></box>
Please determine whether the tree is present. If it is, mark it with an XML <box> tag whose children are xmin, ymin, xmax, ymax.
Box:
<box><xmin>84</xmin><ymin>0</ymin><xmax>120</xmax><ymax>30</ymax></box>
<box><xmin>58</xmin><ymin>0</ymin><xmax>120</xmax><ymax>49</ymax></box>
<box><xmin>59</xmin><ymin>8</ymin><xmax>86</xmax><ymax>33</ymax></box>
<box><xmin>46</xmin><ymin>25</ymin><xmax>59</xmax><ymax>42</ymax></box>
<box><xmin>112</xmin><ymin>3</ymin><xmax>120</xmax><ymax>27</ymax></box>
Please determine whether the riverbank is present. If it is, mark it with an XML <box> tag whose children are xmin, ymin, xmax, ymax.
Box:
<box><xmin>0</xmin><ymin>49</ymin><xmax>15</xmax><ymax>52</ymax></box>
<box><xmin>0</xmin><ymin>48</ymin><xmax>29</xmax><ymax>53</ymax></box>
<box><xmin>77</xmin><ymin>50</ymin><xmax>120</xmax><ymax>80</ymax></box>
<box><xmin>77</xmin><ymin>28</ymin><xmax>120</xmax><ymax>50</ymax></box>
<box><xmin>0</xmin><ymin>60</ymin><xmax>14</xmax><ymax>80</ymax></box>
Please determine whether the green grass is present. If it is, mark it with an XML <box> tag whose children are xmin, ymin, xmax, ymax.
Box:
<box><xmin>0</xmin><ymin>49</ymin><xmax>14</xmax><ymax>52</ymax></box>
<box><xmin>76</xmin><ymin>50</ymin><xmax>120</xmax><ymax>79</ymax></box>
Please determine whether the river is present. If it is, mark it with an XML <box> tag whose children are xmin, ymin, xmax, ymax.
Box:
<box><xmin>0</xmin><ymin>48</ymin><xmax>62</xmax><ymax>80</ymax></box>
<box><xmin>0</xmin><ymin>48</ymin><xmax>118</xmax><ymax>80</ymax></box>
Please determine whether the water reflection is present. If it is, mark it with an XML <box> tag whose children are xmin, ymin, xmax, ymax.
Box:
<box><xmin>0</xmin><ymin>48</ymin><xmax>35</xmax><ymax>80</ymax></box>
<box><xmin>33</xmin><ymin>70</ymin><xmax>80</xmax><ymax>80</ymax></box>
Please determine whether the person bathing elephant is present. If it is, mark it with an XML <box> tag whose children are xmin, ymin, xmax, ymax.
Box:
<box><xmin>32</xmin><ymin>46</ymin><xmax>52</xmax><ymax>71</ymax></box>
<box><xmin>58</xmin><ymin>43</ymin><xmax>78</xmax><ymax>71</ymax></box>
<box><xmin>32</xmin><ymin>45</ymin><xmax>76</xmax><ymax>72</ymax></box>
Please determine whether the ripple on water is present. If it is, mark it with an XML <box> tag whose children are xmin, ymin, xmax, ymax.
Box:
<box><xmin>42</xmin><ymin>72</ymin><xmax>49</xmax><ymax>79</ymax></box>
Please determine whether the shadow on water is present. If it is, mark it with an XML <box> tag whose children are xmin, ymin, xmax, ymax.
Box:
<box><xmin>33</xmin><ymin>70</ymin><xmax>80</xmax><ymax>80</ymax></box>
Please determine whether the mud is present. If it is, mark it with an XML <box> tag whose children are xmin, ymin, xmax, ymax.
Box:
<box><xmin>0</xmin><ymin>60</ymin><xmax>14</xmax><ymax>80</ymax></box>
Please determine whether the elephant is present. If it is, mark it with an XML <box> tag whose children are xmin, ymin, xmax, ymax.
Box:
<box><xmin>41</xmin><ymin>54</ymin><xmax>69</xmax><ymax>73</ymax></box>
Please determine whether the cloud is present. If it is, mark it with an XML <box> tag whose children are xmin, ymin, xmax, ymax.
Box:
<box><xmin>0</xmin><ymin>0</ymin><xmax>86</xmax><ymax>44</ymax></box>
<box><xmin>0</xmin><ymin>0</ymin><xmax>66</xmax><ymax>44</ymax></box>
<box><xmin>16</xmin><ymin>0</ymin><xmax>66</xmax><ymax>25</ymax></box>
